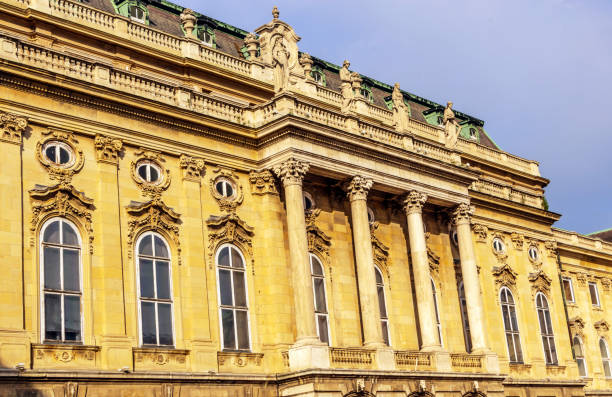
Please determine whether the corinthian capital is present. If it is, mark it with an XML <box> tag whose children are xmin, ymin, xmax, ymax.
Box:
<box><xmin>345</xmin><ymin>175</ymin><xmax>373</xmax><ymax>201</ymax></box>
<box><xmin>402</xmin><ymin>190</ymin><xmax>427</xmax><ymax>215</ymax></box>
<box><xmin>452</xmin><ymin>203</ymin><xmax>475</xmax><ymax>225</ymax></box>
<box><xmin>0</xmin><ymin>111</ymin><xmax>27</xmax><ymax>145</ymax></box>
<box><xmin>272</xmin><ymin>158</ymin><xmax>310</xmax><ymax>186</ymax></box>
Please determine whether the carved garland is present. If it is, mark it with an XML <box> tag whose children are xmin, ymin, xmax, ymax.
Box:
<box><xmin>36</xmin><ymin>129</ymin><xmax>84</xmax><ymax>185</ymax></box>
<box><xmin>206</xmin><ymin>212</ymin><xmax>254</xmax><ymax>270</ymax></box>
<box><xmin>29</xmin><ymin>184</ymin><xmax>95</xmax><ymax>253</ymax></box>
<box><xmin>126</xmin><ymin>198</ymin><xmax>181</xmax><ymax>264</ymax></box>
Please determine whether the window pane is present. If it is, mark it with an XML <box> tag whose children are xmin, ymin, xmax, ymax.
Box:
<box><xmin>215</xmin><ymin>182</ymin><xmax>225</xmax><ymax>196</ymax></box>
<box><xmin>544</xmin><ymin>310</ymin><xmax>553</xmax><ymax>334</ymax></box>
<box><xmin>311</xmin><ymin>257</ymin><xmax>323</xmax><ymax>276</ymax></box>
<box><xmin>138</xmin><ymin>165</ymin><xmax>147</xmax><ymax>181</ymax></box>
<box><xmin>44</xmin><ymin>293</ymin><xmax>61</xmax><ymax>340</ymax></box>
<box><xmin>605</xmin><ymin>361</ymin><xmax>612</xmax><ymax>378</ymax></box>
<box><xmin>502</xmin><ymin>306</ymin><xmax>511</xmax><ymax>331</ymax></box>
<box><xmin>236</xmin><ymin>310</ymin><xmax>250</xmax><ymax>350</ymax></box>
<box><xmin>62</xmin><ymin>222</ymin><xmax>79</xmax><ymax>246</ymax></box>
<box><xmin>231</xmin><ymin>248</ymin><xmax>243</xmax><ymax>268</ymax></box>
<box><xmin>43</xmin><ymin>247</ymin><xmax>61</xmax><ymax>290</ymax></box>
<box><xmin>318</xmin><ymin>314</ymin><xmax>329</xmax><ymax>345</ymax></box>
<box><xmin>600</xmin><ymin>339</ymin><xmax>609</xmax><ymax>358</ymax></box>
<box><xmin>233</xmin><ymin>271</ymin><xmax>247</xmax><ymax>307</ymax></box>
<box><xmin>537</xmin><ymin>310</ymin><xmax>546</xmax><ymax>334</ymax></box>
<box><xmin>43</xmin><ymin>221</ymin><xmax>60</xmax><ymax>243</ymax></box>
<box><xmin>149</xmin><ymin>167</ymin><xmax>159</xmax><ymax>182</ymax></box>
<box><xmin>577</xmin><ymin>358</ymin><xmax>586</xmax><ymax>377</ymax></box>
<box><xmin>313</xmin><ymin>278</ymin><xmax>327</xmax><ymax>313</ymax></box>
<box><xmin>506</xmin><ymin>333</ymin><xmax>516</xmax><ymax>362</ymax></box>
<box><xmin>139</xmin><ymin>259</ymin><xmax>154</xmax><ymax>298</ymax></box>
<box><xmin>64</xmin><ymin>295</ymin><xmax>81</xmax><ymax>341</ymax></box>
<box><xmin>139</xmin><ymin>235</ymin><xmax>153</xmax><ymax>256</ymax></box>
<box><xmin>543</xmin><ymin>337</ymin><xmax>552</xmax><ymax>364</ymax></box>
<box><xmin>225</xmin><ymin>183</ymin><xmax>234</xmax><ymax>197</ymax></box>
<box><xmin>589</xmin><ymin>284</ymin><xmax>599</xmax><ymax>305</ymax></box>
<box><xmin>219</xmin><ymin>269</ymin><xmax>233</xmax><ymax>306</ymax></box>
<box><xmin>375</xmin><ymin>269</ymin><xmax>382</xmax><ymax>284</ymax></box>
<box><xmin>157</xmin><ymin>303</ymin><xmax>173</xmax><ymax>345</ymax></box>
<box><xmin>59</xmin><ymin>147</ymin><xmax>70</xmax><ymax>164</ymax></box>
<box><xmin>141</xmin><ymin>301</ymin><xmax>157</xmax><ymax>344</ymax></box>
<box><xmin>221</xmin><ymin>309</ymin><xmax>235</xmax><ymax>349</ymax></box>
<box><xmin>563</xmin><ymin>280</ymin><xmax>573</xmax><ymax>301</ymax></box>
<box><xmin>154</xmin><ymin>236</ymin><xmax>169</xmax><ymax>258</ymax></box>
<box><xmin>381</xmin><ymin>320</ymin><xmax>390</xmax><ymax>346</ymax></box>
<box><xmin>377</xmin><ymin>286</ymin><xmax>387</xmax><ymax>318</ymax></box>
<box><xmin>509</xmin><ymin>306</ymin><xmax>519</xmax><ymax>331</ymax></box>
<box><xmin>573</xmin><ymin>338</ymin><xmax>583</xmax><ymax>356</ymax></box>
<box><xmin>45</xmin><ymin>146</ymin><xmax>56</xmax><ymax>163</ymax></box>
<box><xmin>63</xmin><ymin>249</ymin><xmax>80</xmax><ymax>292</ymax></box>
<box><xmin>549</xmin><ymin>337</ymin><xmax>558</xmax><ymax>364</ymax></box>
<box><xmin>218</xmin><ymin>247</ymin><xmax>230</xmax><ymax>267</ymax></box>
<box><xmin>156</xmin><ymin>261</ymin><xmax>170</xmax><ymax>300</ymax></box>
<box><xmin>514</xmin><ymin>334</ymin><xmax>523</xmax><ymax>362</ymax></box>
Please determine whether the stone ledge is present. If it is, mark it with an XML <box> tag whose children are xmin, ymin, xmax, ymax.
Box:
<box><xmin>132</xmin><ymin>347</ymin><xmax>189</xmax><ymax>372</ymax></box>
<box><xmin>32</xmin><ymin>343</ymin><xmax>100</xmax><ymax>370</ymax></box>
<box><xmin>218</xmin><ymin>351</ymin><xmax>264</xmax><ymax>372</ymax></box>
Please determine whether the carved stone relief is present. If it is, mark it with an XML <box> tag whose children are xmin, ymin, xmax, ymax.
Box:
<box><xmin>472</xmin><ymin>223</ymin><xmax>488</xmax><ymax>243</ymax></box>
<box><xmin>209</xmin><ymin>167</ymin><xmax>244</xmax><ymax>212</ymax></box>
<box><xmin>510</xmin><ymin>233</ymin><xmax>524</xmax><ymax>250</ymax></box>
<box><xmin>492</xmin><ymin>264</ymin><xmax>518</xmax><ymax>292</ymax></box>
<box><xmin>94</xmin><ymin>134</ymin><xmax>123</xmax><ymax>164</ymax></box>
<box><xmin>217</xmin><ymin>351</ymin><xmax>264</xmax><ymax>368</ymax></box>
<box><xmin>131</xmin><ymin>149</ymin><xmax>171</xmax><ymax>199</ymax></box>
<box><xmin>206</xmin><ymin>212</ymin><xmax>254</xmax><ymax>269</ymax></box>
<box><xmin>544</xmin><ymin>240</ymin><xmax>558</xmax><ymax>257</ymax></box>
<box><xmin>568</xmin><ymin>316</ymin><xmax>585</xmax><ymax>339</ymax></box>
<box><xmin>36</xmin><ymin>129</ymin><xmax>84</xmax><ymax>185</ymax></box>
<box><xmin>370</xmin><ymin>221</ymin><xmax>390</xmax><ymax>274</ymax></box>
<box><xmin>595</xmin><ymin>320</ymin><xmax>610</xmax><ymax>336</ymax></box>
<box><xmin>179</xmin><ymin>154</ymin><xmax>205</xmax><ymax>182</ymax></box>
<box><xmin>249</xmin><ymin>169</ymin><xmax>278</xmax><ymax>195</ymax></box>
<box><xmin>0</xmin><ymin>110</ymin><xmax>27</xmax><ymax>144</ymax></box>
<box><xmin>528</xmin><ymin>270</ymin><xmax>553</xmax><ymax>297</ymax></box>
<box><xmin>306</xmin><ymin>209</ymin><xmax>332</xmax><ymax>265</ymax></box>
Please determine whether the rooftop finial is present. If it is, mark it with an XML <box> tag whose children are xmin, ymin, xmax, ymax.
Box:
<box><xmin>272</xmin><ymin>6</ymin><xmax>279</xmax><ymax>20</ymax></box>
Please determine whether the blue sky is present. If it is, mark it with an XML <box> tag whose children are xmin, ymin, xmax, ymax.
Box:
<box><xmin>181</xmin><ymin>0</ymin><xmax>612</xmax><ymax>235</ymax></box>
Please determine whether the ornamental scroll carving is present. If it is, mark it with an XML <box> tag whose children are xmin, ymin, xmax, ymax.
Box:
<box><xmin>94</xmin><ymin>134</ymin><xmax>123</xmax><ymax>164</ymax></box>
<box><xmin>370</xmin><ymin>222</ymin><xmax>390</xmax><ymax>273</ymax></box>
<box><xmin>595</xmin><ymin>320</ymin><xmax>610</xmax><ymax>336</ymax></box>
<box><xmin>179</xmin><ymin>154</ymin><xmax>205</xmax><ymax>181</ymax></box>
<box><xmin>36</xmin><ymin>130</ymin><xmax>84</xmax><ymax>185</ymax></box>
<box><xmin>206</xmin><ymin>212</ymin><xmax>254</xmax><ymax>269</ymax></box>
<box><xmin>528</xmin><ymin>270</ymin><xmax>552</xmax><ymax>297</ymax></box>
<box><xmin>510</xmin><ymin>233</ymin><xmax>524</xmax><ymax>250</ymax></box>
<box><xmin>0</xmin><ymin>110</ymin><xmax>27</xmax><ymax>144</ymax></box>
<box><xmin>472</xmin><ymin>224</ymin><xmax>488</xmax><ymax>243</ymax></box>
<box><xmin>569</xmin><ymin>316</ymin><xmax>585</xmax><ymax>339</ymax></box>
<box><xmin>131</xmin><ymin>149</ymin><xmax>171</xmax><ymax>199</ymax></box>
<box><xmin>126</xmin><ymin>198</ymin><xmax>181</xmax><ymax>264</ymax></box>
<box><xmin>306</xmin><ymin>209</ymin><xmax>331</xmax><ymax>264</ymax></box>
<box><xmin>29</xmin><ymin>183</ymin><xmax>94</xmax><ymax>253</ymax></box>
<box><xmin>249</xmin><ymin>169</ymin><xmax>278</xmax><ymax>195</ymax></box>
<box><xmin>492</xmin><ymin>264</ymin><xmax>518</xmax><ymax>292</ymax></box>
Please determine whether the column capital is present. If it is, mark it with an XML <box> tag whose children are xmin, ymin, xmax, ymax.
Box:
<box><xmin>272</xmin><ymin>158</ymin><xmax>310</xmax><ymax>186</ymax></box>
<box><xmin>94</xmin><ymin>134</ymin><xmax>123</xmax><ymax>164</ymax></box>
<box><xmin>402</xmin><ymin>190</ymin><xmax>428</xmax><ymax>215</ymax></box>
<box><xmin>345</xmin><ymin>175</ymin><xmax>373</xmax><ymax>202</ymax></box>
<box><xmin>0</xmin><ymin>111</ymin><xmax>27</xmax><ymax>145</ymax></box>
<box><xmin>179</xmin><ymin>154</ymin><xmax>205</xmax><ymax>181</ymax></box>
<box><xmin>452</xmin><ymin>203</ymin><xmax>475</xmax><ymax>225</ymax></box>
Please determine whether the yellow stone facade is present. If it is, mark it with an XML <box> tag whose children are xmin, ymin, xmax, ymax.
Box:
<box><xmin>0</xmin><ymin>1</ymin><xmax>610</xmax><ymax>397</ymax></box>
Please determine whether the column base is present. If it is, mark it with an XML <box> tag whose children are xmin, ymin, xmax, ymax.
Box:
<box><xmin>288</xmin><ymin>343</ymin><xmax>330</xmax><ymax>371</ymax></box>
<box><xmin>374</xmin><ymin>347</ymin><xmax>396</xmax><ymax>371</ymax></box>
<box><xmin>432</xmin><ymin>351</ymin><xmax>452</xmax><ymax>372</ymax></box>
<box><xmin>482</xmin><ymin>351</ymin><xmax>500</xmax><ymax>374</ymax></box>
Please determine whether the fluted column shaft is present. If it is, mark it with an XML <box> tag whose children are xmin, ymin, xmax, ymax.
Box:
<box><xmin>273</xmin><ymin>159</ymin><xmax>319</xmax><ymax>346</ymax></box>
<box><xmin>403</xmin><ymin>191</ymin><xmax>440</xmax><ymax>351</ymax></box>
<box><xmin>346</xmin><ymin>176</ymin><xmax>385</xmax><ymax>348</ymax></box>
<box><xmin>453</xmin><ymin>203</ymin><xmax>488</xmax><ymax>352</ymax></box>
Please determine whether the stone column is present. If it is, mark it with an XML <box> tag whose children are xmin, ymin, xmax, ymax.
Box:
<box><xmin>403</xmin><ymin>191</ymin><xmax>440</xmax><ymax>351</ymax></box>
<box><xmin>345</xmin><ymin>176</ymin><xmax>385</xmax><ymax>348</ymax></box>
<box><xmin>273</xmin><ymin>158</ymin><xmax>329</xmax><ymax>370</ymax></box>
<box><xmin>452</xmin><ymin>204</ymin><xmax>490</xmax><ymax>355</ymax></box>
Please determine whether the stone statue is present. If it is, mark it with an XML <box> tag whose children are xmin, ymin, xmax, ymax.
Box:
<box><xmin>392</xmin><ymin>82</ymin><xmax>409</xmax><ymax>132</ymax></box>
<box><xmin>299</xmin><ymin>52</ymin><xmax>313</xmax><ymax>80</ymax></box>
<box><xmin>340</xmin><ymin>60</ymin><xmax>353</xmax><ymax>112</ymax></box>
<box><xmin>272</xmin><ymin>35</ymin><xmax>290</xmax><ymax>93</ymax></box>
<box><xmin>243</xmin><ymin>33</ymin><xmax>259</xmax><ymax>59</ymax></box>
<box><xmin>443</xmin><ymin>101</ymin><xmax>461</xmax><ymax>148</ymax></box>
<box><xmin>179</xmin><ymin>8</ymin><xmax>197</xmax><ymax>38</ymax></box>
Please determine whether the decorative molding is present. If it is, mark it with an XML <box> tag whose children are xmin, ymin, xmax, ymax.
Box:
<box><xmin>36</xmin><ymin>129</ymin><xmax>84</xmax><ymax>185</ymax></box>
<box><xmin>209</xmin><ymin>167</ymin><xmax>244</xmax><ymax>212</ymax></box>
<box><xmin>65</xmin><ymin>382</ymin><xmax>78</xmax><ymax>397</ymax></box>
<box><xmin>402</xmin><ymin>190</ymin><xmax>427</xmax><ymax>215</ymax></box>
<box><xmin>601</xmin><ymin>278</ymin><xmax>611</xmax><ymax>292</ymax></box>
<box><xmin>451</xmin><ymin>203</ymin><xmax>474</xmax><ymax>225</ymax></box>
<box><xmin>272</xmin><ymin>158</ymin><xmax>309</xmax><ymax>186</ymax></box>
<box><xmin>94</xmin><ymin>134</ymin><xmax>123</xmax><ymax>164</ymax></box>
<box><xmin>133</xmin><ymin>348</ymin><xmax>189</xmax><ymax>370</ymax></box>
<box><xmin>217</xmin><ymin>351</ymin><xmax>264</xmax><ymax>368</ymax></box>
<box><xmin>370</xmin><ymin>221</ymin><xmax>390</xmax><ymax>272</ymax></box>
<box><xmin>249</xmin><ymin>169</ymin><xmax>279</xmax><ymax>195</ymax></box>
<box><xmin>428</xmin><ymin>246</ymin><xmax>440</xmax><ymax>275</ymax></box>
<box><xmin>126</xmin><ymin>198</ymin><xmax>181</xmax><ymax>264</ymax></box>
<box><xmin>472</xmin><ymin>223</ymin><xmax>488</xmax><ymax>243</ymax></box>
<box><xmin>544</xmin><ymin>240</ymin><xmax>558</xmax><ymax>257</ymax></box>
<box><xmin>179</xmin><ymin>154</ymin><xmax>205</xmax><ymax>181</ymax></box>
<box><xmin>492</xmin><ymin>264</ymin><xmax>518</xmax><ymax>291</ymax></box>
<box><xmin>528</xmin><ymin>270</ymin><xmax>552</xmax><ymax>297</ymax></box>
<box><xmin>306</xmin><ymin>209</ymin><xmax>332</xmax><ymax>264</ymax></box>
<box><xmin>510</xmin><ymin>232</ymin><xmax>524</xmax><ymax>250</ymax></box>
<box><xmin>0</xmin><ymin>110</ymin><xmax>27</xmax><ymax>144</ymax></box>
<box><xmin>575</xmin><ymin>272</ymin><xmax>587</xmax><ymax>286</ymax></box>
<box><xmin>29</xmin><ymin>183</ymin><xmax>94</xmax><ymax>253</ymax></box>
<box><xmin>344</xmin><ymin>175</ymin><xmax>373</xmax><ymax>202</ymax></box>
<box><xmin>491</xmin><ymin>232</ymin><xmax>508</xmax><ymax>263</ymax></box>
<box><xmin>32</xmin><ymin>344</ymin><xmax>99</xmax><ymax>369</ymax></box>
<box><xmin>568</xmin><ymin>316</ymin><xmax>585</xmax><ymax>339</ymax></box>
<box><xmin>206</xmin><ymin>212</ymin><xmax>254</xmax><ymax>268</ymax></box>
<box><xmin>131</xmin><ymin>149</ymin><xmax>171</xmax><ymax>199</ymax></box>
<box><xmin>595</xmin><ymin>320</ymin><xmax>610</xmax><ymax>336</ymax></box>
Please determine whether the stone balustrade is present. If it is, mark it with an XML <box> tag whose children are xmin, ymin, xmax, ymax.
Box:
<box><xmin>329</xmin><ymin>347</ymin><xmax>374</xmax><ymax>369</ymax></box>
<box><xmin>394</xmin><ymin>351</ymin><xmax>433</xmax><ymax>370</ymax></box>
<box><xmin>457</xmin><ymin>139</ymin><xmax>539</xmax><ymax>176</ymax></box>
<box><xmin>450</xmin><ymin>353</ymin><xmax>484</xmax><ymax>372</ymax></box>
<box><xmin>471</xmin><ymin>179</ymin><xmax>543</xmax><ymax>209</ymax></box>
<box><xmin>553</xmin><ymin>228</ymin><xmax>612</xmax><ymax>256</ymax></box>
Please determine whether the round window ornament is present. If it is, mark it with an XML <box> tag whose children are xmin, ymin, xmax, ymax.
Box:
<box><xmin>136</xmin><ymin>161</ymin><xmax>162</xmax><ymax>184</ymax></box>
<box><xmin>528</xmin><ymin>246</ymin><xmax>539</xmax><ymax>261</ymax></box>
<box><xmin>493</xmin><ymin>237</ymin><xmax>506</xmax><ymax>253</ymax></box>
<box><xmin>43</xmin><ymin>141</ymin><xmax>74</xmax><ymax>167</ymax></box>
<box><xmin>215</xmin><ymin>178</ymin><xmax>235</xmax><ymax>198</ymax></box>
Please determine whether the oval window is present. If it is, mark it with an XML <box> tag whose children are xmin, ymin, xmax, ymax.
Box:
<box><xmin>44</xmin><ymin>142</ymin><xmax>73</xmax><ymax>166</ymax></box>
<box><xmin>493</xmin><ymin>237</ymin><xmax>506</xmax><ymax>253</ymax></box>
<box><xmin>303</xmin><ymin>192</ymin><xmax>314</xmax><ymax>211</ymax></box>
<box><xmin>215</xmin><ymin>179</ymin><xmax>235</xmax><ymax>198</ymax></box>
<box><xmin>528</xmin><ymin>246</ymin><xmax>539</xmax><ymax>261</ymax></box>
<box><xmin>137</xmin><ymin>162</ymin><xmax>161</xmax><ymax>184</ymax></box>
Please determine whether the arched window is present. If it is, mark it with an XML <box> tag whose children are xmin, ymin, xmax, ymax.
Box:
<box><xmin>41</xmin><ymin>218</ymin><xmax>82</xmax><ymax>342</ymax></box>
<box><xmin>375</xmin><ymin>267</ymin><xmax>390</xmax><ymax>346</ymax></box>
<box><xmin>500</xmin><ymin>287</ymin><xmax>523</xmax><ymax>363</ymax></box>
<box><xmin>310</xmin><ymin>254</ymin><xmax>329</xmax><ymax>344</ymax></box>
<box><xmin>431</xmin><ymin>278</ymin><xmax>443</xmax><ymax>347</ymax></box>
<box><xmin>600</xmin><ymin>338</ymin><xmax>612</xmax><ymax>378</ymax></box>
<box><xmin>535</xmin><ymin>293</ymin><xmax>557</xmax><ymax>365</ymax></box>
<box><xmin>458</xmin><ymin>282</ymin><xmax>472</xmax><ymax>352</ymax></box>
<box><xmin>137</xmin><ymin>232</ymin><xmax>173</xmax><ymax>346</ymax></box>
<box><xmin>216</xmin><ymin>244</ymin><xmax>250</xmax><ymax>351</ymax></box>
<box><xmin>573</xmin><ymin>336</ymin><xmax>587</xmax><ymax>377</ymax></box>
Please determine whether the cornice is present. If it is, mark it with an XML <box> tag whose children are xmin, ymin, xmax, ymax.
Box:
<box><xmin>470</xmin><ymin>191</ymin><xmax>560</xmax><ymax>225</ymax></box>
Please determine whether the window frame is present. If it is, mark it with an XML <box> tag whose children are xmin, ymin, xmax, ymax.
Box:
<box><xmin>375</xmin><ymin>266</ymin><xmax>391</xmax><ymax>346</ymax></box>
<box><xmin>215</xmin><ymin>243</ymin><xmax>252</xmax><ymax>351</ymax></box>
<box><xmin>136</xmin><ymin>161</ymin><xmax>162</xmax><ymax>185</ymax></box>
<box><xmin>528</xmin><ymin>246</ymin><xmax>539</xmax><ymax>261</ymax></box>
<box><xmin>562</xmin><ymin>277</ymin><xmax>575</xmax><ymax>303</ymax></box>
<box><xmin>39</xmin><ymin>217</ymin><xmax>84</xmax><ymax>344</ymax></box>
<box><xmin>458</xmin><ymin>281</ymin><xmax>472</xmax><ymax>352</ymax></box>
<box><xmin>42</xmin><ymin>141</ymin><xmax>74</xmax><ymax>168</ymax></box>
<box><xmin>214</xmin><ymin>178</ymin><xmax>236</xmax><ymax>199</ymax></box>
<box><xmin>535</xmin><ymin>292</ymin><xmax>558</xmax><ymax>365</ymax></box>
<box><xmin>302</xmin><ymin>191</ymin><xmax>315</xmax><ymax>212</ymax></box>
<box><xmin>431</xmin><ymin>278</ymin><xmax>443</xmax><ymax>348</ymax></box>
<box><xmin>135</xmin><ymin>231</ymin><xmax>175</xmax><ymax>347</ymax></box>
<box><xmin>601</xmin><ymin>337</ymin><xmax>612</xmax><ymax>378</ymax></box>
<box><xmin>310</xmin><ymin>253</ymin><xmax>330</xmax><ymax>345</ymax></box>
<box><xmin>573</xmin><ymin>335</ymin><xmax>588</xmax><ymax>377</ymax></box>
<box><xmin>492</xmin><ymin>237</ymin><xmax>506</xmax><ymax>254</ymax></box>
<box><xmin>588</xmin><ymin>281</ymin><xmax>601</xmax><ymax>307</ymax></box>
<box><xmin>500</xmin><ymin>287</ymin><xmax>523</xmax><ymax>364</ymax></box>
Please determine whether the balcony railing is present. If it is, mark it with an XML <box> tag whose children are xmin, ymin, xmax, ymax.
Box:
<box><xmin>394</xmin><ymin>351</ymin><xmax>433</xmax><ymax>371</ymax></box>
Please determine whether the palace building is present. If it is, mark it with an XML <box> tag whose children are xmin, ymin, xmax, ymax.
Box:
<box><xmin>0</xmin><ymin>1</ymin><xmax>611</xmax><ymax>396</ymax></box>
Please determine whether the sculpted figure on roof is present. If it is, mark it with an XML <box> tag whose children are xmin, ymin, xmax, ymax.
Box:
<box><xmin>272</xmin><ymin>35</ymin><xmax>290</xmax><ymax>93</ymax></box>
<box><xmin>340</xmin><ymin>60</ymin><xmax>353</xmax><ymax>113</ymax></box>
<box><xmin>179</xmin><ymin>8</ymin><xmax>197</xmax><ymax>38</ymax></box>
<box><xmin>392</xmin><ymin>82</ymin><xmax>409</xmax><ymax>132</ymax></box>
<box><xmin>443</xmin><ymin>101</ymin><xmax>461</xmax><ymax>148</ymax></box>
